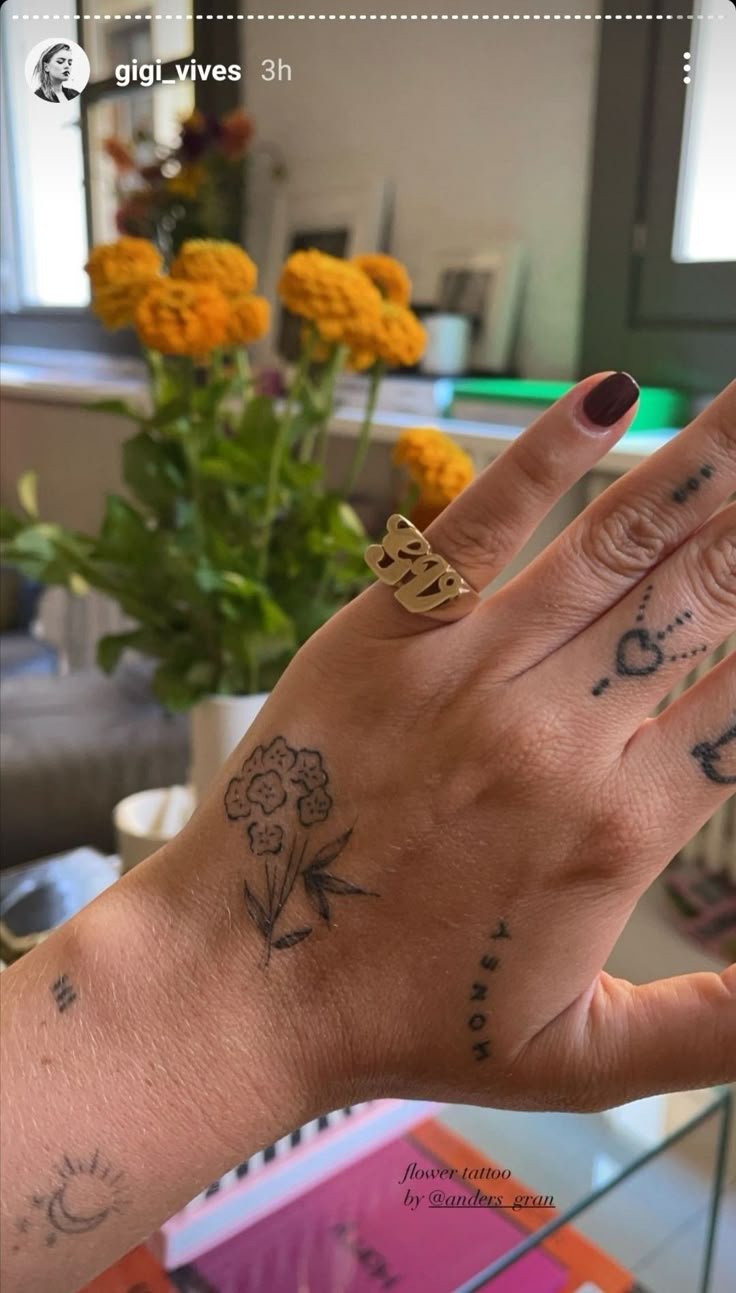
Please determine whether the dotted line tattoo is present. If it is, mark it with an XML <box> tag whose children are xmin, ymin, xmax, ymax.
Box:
<box><xmin>225</xmin><ymin>736</ymin><xmax>378</xmax><ymax>966</ymax></box>
<box><xmin>592</xmin><ymin>583</ymin><xmax>708</xmax><ymax>697</ymax></box>
<box><xmin>672</xmin><ymin>463</ymin><xmax>715</xmax><ymax>504</ymax></box>
<box><xmin>691</xmin><ymin>723</ymin><xmax>736</xmax><ymax>786</ymax></box>
<box><xmin>467</xmin><ymin>919</ymin><xmax>510</xmax><ymax>1062</ymax></box>
<box><xmin>11</xmin><ymin>1152</ymin><xmax>128</xmax><ymax>1254</ymax></box>
<box><xmin>51</xmin><ymin>975</ymin><xmax>77</xmax><ymax>1014</ymax></box>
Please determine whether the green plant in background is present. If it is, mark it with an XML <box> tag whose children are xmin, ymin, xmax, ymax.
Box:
<box><xmin>0</xmin><ymin>240</ymin><xmax>429</xmax><ymax>710</ymax></box>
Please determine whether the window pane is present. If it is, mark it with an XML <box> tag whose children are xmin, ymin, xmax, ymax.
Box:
<box><xmin>672</xmin><ymin>0</ymin><xmax>736</xmax><ymax>263</ymax></box>
<box><xmin>85</xmin><ymin>0</ymin><xmax>194</xmax><ymax>85</ymax></box>
<box><xmin>0</xmin><ymin>3</ymin><xmax>88</xmax><ymax>306</ymax></box>
<box><xmin>87</xmin><ymin>81</ymin><xmax>195</xmax><ymax>243</ymax></box>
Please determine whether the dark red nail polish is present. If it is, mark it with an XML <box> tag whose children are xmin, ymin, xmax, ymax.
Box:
<box><xmin>582</xmin><ymin>372</ymin><xmax>640</xmax><ymax>428</ymax></box>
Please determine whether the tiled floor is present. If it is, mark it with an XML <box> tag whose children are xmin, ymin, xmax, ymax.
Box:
<box><xmin>600</xmin><ymin>878</ymin><xmax>735</xmax><ymax>1293</ymax></box>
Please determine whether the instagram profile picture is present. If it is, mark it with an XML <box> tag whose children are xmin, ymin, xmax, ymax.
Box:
<box><xmin>25</xmin><ymin>38</ymin><xmax>90</xmax><ymax>104</ymax></box>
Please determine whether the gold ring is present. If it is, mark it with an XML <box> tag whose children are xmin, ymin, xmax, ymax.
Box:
<box><xmin>364</xmin><ymin>514</ymin><xmax>481</xmax><ymax>623</ymax></box>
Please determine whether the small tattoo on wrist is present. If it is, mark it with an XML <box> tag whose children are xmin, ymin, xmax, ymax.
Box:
<box><xmin>592</xmin><ymin>583</ymin><xmax>708</xmax><ymax>697</ymax></box>
<box><xmin>11</xmin><ymin>1151</ymin><xmax>128</xmax><ymax>1254</ymax></box>
<box><xmin>672</xmin><ymin>463</ymin><xmax>715</xmax><ymax>504</ymax></box>
<box><xmin>225</xmin><ymin>736</ymin><xmax>378</xmax><ymax>966</ymax></box>
<box><xmin>465</xmin><ymin>920</ymin><xmax>511</xmax><ymax>1063</ymax></box>
<box><xmin>691</xmin><ymin>723</ymin><xmax>736</xmax><ymax>785</ymax></box>
<box><xmin>51</xmin><ymin>975</ymin><xmax>77</xmax><ymax>1014</ymax></box>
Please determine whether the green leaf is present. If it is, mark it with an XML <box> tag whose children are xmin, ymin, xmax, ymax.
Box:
<box><xmin>237</xmin><ymin>395</ymin><xmax>279</xmax><ymax>458</ymax></box>
<box><xmin>151</xmin><ymin>661</ymin><xmax>201</xmax><ymax>711</ymax></box>
<box><xmin>99</xmin><ymin>495</ymin><xmax>150</xmax><ymax>558</ymax></box>
<box><xmin>88</xmin><ymin>397</ymin><xmax>140</xmax><ymax>420</ymax></box>
<box><xmin>122</xmin><ymin>431</ymin><xmax>187</xmax><ymax>511</ymax></box>
<box><xmin>97</xmin><ymin>630</ymin><xmax>149</xmax><ymax>674</ymax></box>
<box><xmin>147</xmin><ymin>397</ymin><xmax>190</xmax><ymax>429</ymax></box>
<box><xmin>69</xmin><ymin>573</ymin><xmax>90</xmax><ymax>596</ymax></box>
<box><xmin>0</xmin><ymin>506</ymin><xmax>23</xmax><ymax>542</ymax></box>
<box><xmin>18</xmin><ymin>470</ymin><xmax>39</xmax><ymax>519</ymax></box>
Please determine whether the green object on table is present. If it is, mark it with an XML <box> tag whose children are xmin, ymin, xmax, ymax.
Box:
<box><xmin>449</xmin><ymin>377</ymin><xmax>690</xmax><ymax>432</ymax></box>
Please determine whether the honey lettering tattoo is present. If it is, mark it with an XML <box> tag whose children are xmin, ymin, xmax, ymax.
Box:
<box><xmin>466</xmin><ymin>919</ymin><xmax>510</xmax><ymax>1063</ymax></box>
<box><xmin>225</xmin><ymin>736</ymin><xmax>378</xmax><ymax>965</ymax></box>
<box><xmin>592</xmin><ymin>583</ymin><xmax>708</xmax><ymax>697</ymax></box>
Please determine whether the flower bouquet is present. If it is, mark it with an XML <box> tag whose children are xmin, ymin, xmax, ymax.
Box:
<box><xmin>104</xmin><ymin>108</ymin><xmax>268</xmax><ymax>257</ymax></box>
<box><xmin>0</xmin><ymin>237</ymin><xmax>474</xmax><ymax>711</ymax></box>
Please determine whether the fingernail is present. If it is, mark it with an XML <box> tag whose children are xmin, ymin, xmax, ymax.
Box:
<box><xmin>581</xmin><ymin>372</ymin><xmax>640</xmax><ymax>428</ymax></box>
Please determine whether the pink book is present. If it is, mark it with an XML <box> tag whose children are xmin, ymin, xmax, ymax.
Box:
<box><xmin>182</xmin><ymin>1131</ymin><xmax>568</xmax><ymax>1292</ymax></box>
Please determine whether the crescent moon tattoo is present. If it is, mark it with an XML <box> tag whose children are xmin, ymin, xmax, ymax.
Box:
<box><xmin>25</xmin><ymin>1151</ymin><xmax>128</xmax><ymax>1245</ymax></box>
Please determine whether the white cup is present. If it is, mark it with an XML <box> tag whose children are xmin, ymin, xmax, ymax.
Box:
<box><xmin>419</xmin><ymin>313</ymin><xmax>471</xmax><ymax>376</ymax></box>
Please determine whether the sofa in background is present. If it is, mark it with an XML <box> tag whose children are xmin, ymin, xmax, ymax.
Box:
<box><xmin>0</xmin><ymin>567</ymin><xmax>58</xmax><ymax>679</ymax></box>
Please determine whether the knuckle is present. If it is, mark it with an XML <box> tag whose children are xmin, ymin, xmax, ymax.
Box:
<box><xmin>440</xmin><ymin>504</ymin><xmax>504</xmax><ymax>572</ymax></box>
<box><xmin>695</xmin><ymin>530</ymin><xmax>736</xmax><ymax>613</ymax></box>
<box><xmin>576</xmin><ymin>501</ymin><xmax>670</xmax><ymax>581</ymax></box>
<box><xmin>510</xmin><ymin>438</ymin><xmax>557</xmax><ymax>500</ymax></box>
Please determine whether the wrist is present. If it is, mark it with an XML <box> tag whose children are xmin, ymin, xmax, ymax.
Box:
<box><xmin>115</xmin><ymin>811</ymin><xmax>356</xmax><ymax>1143</ymax></box>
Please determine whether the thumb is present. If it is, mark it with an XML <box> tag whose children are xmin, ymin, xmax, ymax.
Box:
<box><xmin>586</xmin><ymin>967</ymin><xmax>736</xmax><ymax>1103</ymax></box>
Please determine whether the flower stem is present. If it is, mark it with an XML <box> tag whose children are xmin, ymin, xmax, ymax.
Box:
<box><xmin>313</xmin><ymin>344</ymin><xmax>349</xmax><ymax>483</ymax></box>
<box><xmin>341</xmin><ymin>359</ymin><xmax>384</xmax><ymax>499</ymax></box>
<box><xmin>256</xmin><ymin>329</ymin><xmax>316</xmax><ymax>584</ymax></box>
<box><xmin>235</xmin><ymin>347</ymin><xmax>253</xmax><ymax>402</ymax></box>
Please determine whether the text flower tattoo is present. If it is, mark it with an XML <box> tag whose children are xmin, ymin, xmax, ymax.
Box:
<box><xmin>225</xmin><ymin>736</ymin><xmax>377</xmax><ymax>964</ymax></box>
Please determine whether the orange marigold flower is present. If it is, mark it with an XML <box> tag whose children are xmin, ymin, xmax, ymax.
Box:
<box><xmin>85</xmin><ymin>237</ymin><xmax>162</xmax><ymax>290</ymax></box>
<box><xmin>134</xmin><ymin>278</ymin><xmax>230</xmax><ymax>356</ymax></box>
<box><xmin>170</xmin><ymin>239</ymin><xmax>258</xmax><ymax>297</ymax></box>
<box><xmin>351</xmin><ymin>253</ymin><xmax>412</xmax><ymax>307</ymax></box>
<box><xmin>91</xmin><ymin>278</ymin><xmax>160</xmax><ymax>331</ymax></box>
<box><xmin>343</xmin><ymin>301</ymin><xmax>426</xmax><ymax>369</ymax></box>
<box><xmin>393</xmin><ymin>427</ymin><xmax>475</xmax><ymax>507</ymax></box>
<box><xmin>279</xmin><ymin>249</ymin><xmax>382</xmax><ymax>342</ymax></box>
<box><xmin>224</xmin><ymin>294</ymin><xmax>271</xmax><ymax>346</ymax></box>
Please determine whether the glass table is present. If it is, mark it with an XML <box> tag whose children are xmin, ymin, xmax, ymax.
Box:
<box><xmin>434</xmin><ymin>1086</ymin><xmax>732</xmax><ymax>1293</ymax></box>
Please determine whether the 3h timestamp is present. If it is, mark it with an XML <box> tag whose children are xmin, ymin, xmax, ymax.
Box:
<box><xmin>261</xmin><ymin>58</ymin><xmax>292</xmax><ymax>82</ymax></box>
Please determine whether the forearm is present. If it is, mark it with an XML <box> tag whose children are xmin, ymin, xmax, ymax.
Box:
<box><xmin>0</xmin><ymin>802</ymin><xmax>342</xmax><ymax>1293</ymax></box>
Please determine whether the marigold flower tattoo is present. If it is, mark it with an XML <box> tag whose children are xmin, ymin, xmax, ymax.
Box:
<box><xmin>225</xmin><ymin>735</ymin><xmax>377</xmax><ymax>964</ymax></box>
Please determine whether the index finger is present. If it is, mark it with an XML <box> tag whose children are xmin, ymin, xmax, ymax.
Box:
<box><xmin>482</xmin><ymin>380</ymin><xmax>736</xmax><ymax>675</ymax></box>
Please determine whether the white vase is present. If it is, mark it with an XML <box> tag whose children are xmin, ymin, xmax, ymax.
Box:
<box><xmin>190</xmin><ymin>692</ymin><xmax>270</xmax><ymax>807</ymax></box>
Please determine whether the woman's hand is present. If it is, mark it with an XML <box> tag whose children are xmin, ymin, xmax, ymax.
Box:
<box><xmin>189</xmin><ymin>370</ymin><xmax>735</xmax><ymax>1116</ymax></box>
<box><xmin>3</xmin><ymin>372</ymin><xmax>733</xmax><ymax>1293</ymax></box>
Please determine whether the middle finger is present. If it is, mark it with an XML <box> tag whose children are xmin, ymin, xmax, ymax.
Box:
<box><xmin>480</xmin><ymin>381</ymin><xmax>735</xmax><ymax>677</ymax></box>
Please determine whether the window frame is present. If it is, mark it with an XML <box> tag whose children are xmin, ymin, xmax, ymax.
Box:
<box><xmin>580</xmin><ymin>0</ymin><xmax>736</xmax><ymax>392</ymax></box>
<box><xmin>1</xmin><ymin>1</ymin><xmax>242</xmax><ymax>355</ymax></box>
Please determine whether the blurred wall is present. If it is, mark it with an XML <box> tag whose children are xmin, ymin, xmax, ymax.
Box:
<box><xmin>243</xmin><ymin>0</ymin><xmax>602</xmax><ymax>378</ymax></box>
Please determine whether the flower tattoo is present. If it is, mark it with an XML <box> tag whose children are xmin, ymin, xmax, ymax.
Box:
<box><xmin>225</xmin><ymin>735</ymin><xmax>377</xmax><ymax>964</ymax></box>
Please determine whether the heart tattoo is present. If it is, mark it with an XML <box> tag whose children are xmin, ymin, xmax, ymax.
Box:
<box><xmin>691</xmin><ymin>723</ymin><xmax>736</xmax><ymax>786</ymax></box>
<box><xmin>592</xmin><ymin>584</ymin><xmax>708</xmax><ymax>697</ymax></box>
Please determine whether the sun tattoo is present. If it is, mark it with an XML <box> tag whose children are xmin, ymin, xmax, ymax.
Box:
<box><xmin>12</xmin><ymin>1152</ymin><xmax>129</xmax><ymax>1253</ymax></box>
<box><xmin>591</xmin><ymin>583</ymin><xmax>708</xmax><ymax>697</ymax></box>
<box><xmin>225</xmin><ymin>736</ymin><xmax>378</xmax><ymax>965</ymax></box>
